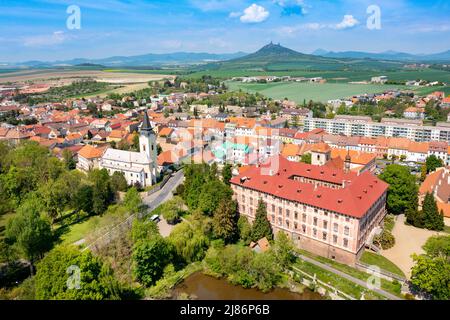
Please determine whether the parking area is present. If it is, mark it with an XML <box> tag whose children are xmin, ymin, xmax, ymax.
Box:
<box><xmin>157</xmin><ymin>218</ymin><xmax>175</xmax><ymax>238</ymax></box>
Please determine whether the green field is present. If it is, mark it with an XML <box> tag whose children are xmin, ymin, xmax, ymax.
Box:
<box><xmin>188</xmin><ymin>68</ymin><xmax>450</xmax><ymax>82</ymax></box>
<box><xmin>226</xmin><ymin>81</ymin><xmax>411</xmax><ymax>103</ymax></box>
<box><xmin>360</xmin><ymin>251</ymin><xmax>406</xmax><ymax>278</ymax></box>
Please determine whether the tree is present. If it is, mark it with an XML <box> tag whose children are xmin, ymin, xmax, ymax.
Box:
<box><xmin>132</xmin><ymin>236</ymin><xmax>173</xmax><ymax>287</ymax></box>
<box><xmin>74</xmin><ymin>185</ymin><xmax>94</xmax><ymax>215</ymax></box>
<box><xmin>238</xmin><ymin>216</ymin><xmax>253</xmax><ymax>245</ymax></box>
<box><xmin>420</xmin><ymin>164</ymin><xmax>427</xmax><ymax>182</ymax></box>
<box><xmin>111</xmin><ymin>171</ymin><xmax>128</xmax><ymax>193</ymax></box>
<box><xmin>251</xmin><ymin>200</ymin><xmax>273</xmax><ymax>241</ymax></box>
<box><xmin>422</xmin><ymin>193</ymin><xmax>444</xmax><ymax>231</ymax></box>
<box><xmin>410</xmin><ymin>235</ymin><xmax>450</xmax><ymax>300</ymax></box>
<box><xmin>272</xmin><ymin>232</ymin><xmax>295</xmax><ymax>269</ymax></box>
<box><xmin>168</xmin><ymin>222</ymin><xmax>209</xmax><ymax>264</ymax></box>
<box><xmin>5</xmin><ymin>197</ymin><xmax>53</xmax><ymax>275</ymax></box>
<box><xmin>132</xmin><ymin>219</ymin><xmax>159</xmax><ymax>244</ymax></box>
<box><xmin>35</xmin><ymin>246</ymin><xmax>124</xmax><ymax>300</ymax></box>
<box><xmin>161</xmin><ymin>197</ymin><xmax>184</xmax><ymax>225</ymax></box>
<box><xmin>131</xmin><ymin>133</ymin><xmax>140</xmax><ymax>151</ymax></box>
<box><xmin>425</xmin><ymin>155</ymin><xmax>444</xmax><ymax>173</ymax></box>
<box><xmin>423</xmin><ymin>235</ymin><xmax>450</xmax><ymax>259</ymax></box>
<box><xmin>198</xmin><ymin>179</ymin><xmax>233</xmax><ymax>216</ymax></box>
<box><xmin>379</xmin><ymin>164</ymin><xmax>418</xmax><ymax>215</ymax></box>
<box><xmin>62</xmin><ymin>149</ymin><xmax>76</xmax><ymax>170</ymax></box>
<box><xmin>212</xmin><ymin>200</ymin><xmax>239</xmax><ymax>244</ymax></box>
<box><xmin>222</xmin><ymin>164</ymin><xmax>233</xmax><ymax>186</ymax></box>
<box><xmin>123</xmin><ymin>187</ymin><xmax>143</xmax><ymax>215</ymax></box>
<box><xmin>373</xmin><ymin>230</ymin><xmax>395</xmax><ymax>250</ymax></box>
<box><xmin>89</xmin><ymin>169</ymin><xmax>114</xmax><ymax>215</ymax></box>
<box><xmin>406</xmin><ymin>206</ymin><xmax>424</xmax><ymax>228</ymax></box>
<box><xmin>300</xmin><ymin>153</ymin><xmax>312</xmax><ymax>164</ymax></box>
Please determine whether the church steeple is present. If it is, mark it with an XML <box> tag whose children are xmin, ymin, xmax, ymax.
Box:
<box><xmin>141</xmin><ymin>109</ymin><xmax>153</xmax><ymax>133</ymax></box>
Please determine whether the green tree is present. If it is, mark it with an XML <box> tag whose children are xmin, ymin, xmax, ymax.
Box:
<box><xmin>425</xmin><ymin>155</ymin><xmax>444</xmax><ymax>173</ymax></box>
<box><xmin>212</xmin><ymin>200</ymin><xmax>239</xmax><ymax>244</ymax></box>
<box><xmin>272</xmin><ymin>232</ymin><xmax>295</xmax><ymax>269</ymax></box>
<box><xmin>422</xmin><ymin>193</ymin><xmax>445</xmax><ymax>231</ymax></box>
<box><xmin>168</xmin><ymin>222</ymin><xmax>209</xmax><ymax>264</ymax></box>
<box><xmin>420</xmin><ymin>164</ymin><xmax>427</xmax><ymax>182</ymax></box>
<box><xmin>238</xmin><ymin>216</ymin><xmax>253</xmax><ymax>245</ymax></box>
<box><xmin>74</xmin><ymin>185</ymin><xmax>94</xmax><ymax>215</ymax></box>
<box><xmin>410</xmin><ymin>235</ymin><xmax>450</xmax><ymax>300</ymax></box>
<box><xmin>161</xmin><ymin>197</ymin><xmax>184</xmax><ymax>225</ymax></box>
<box><xmin>300</xmin><ymin>153</ymin><xmax>312</xmax><ymax>164</ymax></box>
<box><xmin>222</xmin><ymin>164</ymin><xmax>233</xmax><ymax>186</ymax></box>
<box><xmin>111</xmin><ymin>171</ymin><xmax>128</xmax><ymax>193</ymax></box>
<box><xmin>89</xmin><ymin>169</ymin><xmax>114</xmax><ymax>215</ymax></box>
<box><xmin>132</xmin><ymin>219</ymin><xmax>159</xmax><ymax>244</ymax></box>
<box><xmin>251</xmin><ymin>200</ymin><xmax>273</xmax><ymax>241</ymax></box>
<box><xmin>198</xmin><ymin>179</ymin><xmax>233</xmax><ymax>216</ymax></box>
<box><xmin>62</xmin><ymin>149</ymin><xmax>76</xmax><ymax>170</ymax></box>
<box><xmin>132</xmin><ymin>236</ymin><xmax>173</xmax><ymax>287</ymax></box>
<box><xmin>123</xmin><ymin>187</ymin><xmax>143</xmax><ymax>215</ymax></box>
<box><xmin>406</xmin><ymin>206</ymin><xmax>424</xmax><ymax>228</ymax></box>
<box><xmin>35</xmin><ymin>246</ymin><xmax>123</xmax><ymax>300</ymax></box>
<box><xmin>379</xmin><ymin>164</ymin><xmax>418</xmax><ymax>215</ymax></box>
<box><xmin>5</xmin><ymin>196</ymin><xmax>53</xmax><ymax>274</ymax></box>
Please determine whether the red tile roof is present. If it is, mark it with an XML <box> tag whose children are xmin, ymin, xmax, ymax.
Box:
<box><xmin>231</xmin><ymin>156</ymin><xmax>388</xmax><ymax>218</ymax></box>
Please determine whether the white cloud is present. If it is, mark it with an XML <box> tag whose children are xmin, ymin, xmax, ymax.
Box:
<box><xmin>23</xmin><ymin>31</ymin><xmax>67</xmax><ymax>47</ymax></box>
<box><xmin>240</xmin><ymin>4</ymin><xmax>270</xmax><ymax>23</ymax></box>
<box><xmin>334</xmin><ymin>15</ymin><xmax>359</xmax><ymax>30</ymax></box>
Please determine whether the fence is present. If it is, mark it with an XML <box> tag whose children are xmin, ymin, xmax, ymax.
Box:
<box><xmin>146</xmin><ymin>174</ymin><xmax>172</xmax><ymax>196</ymax></box>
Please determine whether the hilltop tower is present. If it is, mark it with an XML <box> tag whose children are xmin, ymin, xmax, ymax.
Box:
<box><xmin>345</xmin><ymin>149</ymin><xmax>352</xmax><ymax>173</ymax></box>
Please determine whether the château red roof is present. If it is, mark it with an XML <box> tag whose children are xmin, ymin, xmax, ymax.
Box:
<box><xmin>230</xmin><ymin>156</ymin><xmax>388</xmax><ymax>218</ymax></box>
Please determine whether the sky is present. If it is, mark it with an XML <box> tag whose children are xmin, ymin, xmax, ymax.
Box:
<box><xmin>1</xmin><ymin>0</ymin><xmax>449</xmax><ymax>62</ymax></box>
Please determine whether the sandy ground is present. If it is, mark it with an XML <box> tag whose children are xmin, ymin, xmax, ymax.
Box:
<box><xmin>381</xmin><ymin>214</ymin><xmax>445</xmax><ymax>279</ymax></box>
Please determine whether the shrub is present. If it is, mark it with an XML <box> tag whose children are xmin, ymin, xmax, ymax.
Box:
<box><xmin>374</xmin><ymin>230</ymin><xmax>395</xmax><ymax>250</ymax></box>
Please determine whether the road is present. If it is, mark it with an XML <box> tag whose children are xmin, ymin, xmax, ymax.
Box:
<box><xmin>294</xmin><ymin>252</ymin><xmax>402</xmax><ymax>300</ymax></box>
<box><xmin>142</xmin><ymin>169</ymin><xmax>185</xmax><ymax>214</ymax></box>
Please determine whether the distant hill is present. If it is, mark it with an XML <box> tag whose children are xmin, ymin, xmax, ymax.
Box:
<box><xmin>4</xmin><ymin>51</ymin><xmax>249</xmax><ymax>68</ymax></box>
<box><xmin>312</xmin><ymin>49</ymin><xmax>450</xmax><ymax>62</ymax></box>
<box><xmin>200</xmin><ymin>43</ymin><xmax>405</xmax><ymax>72</ymax></box>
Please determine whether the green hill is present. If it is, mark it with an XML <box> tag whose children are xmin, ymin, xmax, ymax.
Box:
<box><xmin>197</xmin><ymin>42</ymin><xmax>405</xmax><ymax>73</ymax></box>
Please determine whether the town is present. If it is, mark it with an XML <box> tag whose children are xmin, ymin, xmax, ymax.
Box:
<box><xmin>1</xmin><ymin>0</ymin><xmax>450</xmax><ymax>307</ymax></box>
<box><xmin>1</xmin><ymin>69</ymin><xmax>449</xmax><ymax>301</ymax></box>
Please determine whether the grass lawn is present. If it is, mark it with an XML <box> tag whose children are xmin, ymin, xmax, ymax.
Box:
<box><xmin>360</xmin><ymin>251</ymin><xmax>406</xmax><ymax>278</ymax></box>
<box><xmin>296</xmin><ymin>249</ymin><xmax>403</xmax><ymax>298</ymax></box>
<box><xmin>58</xmin><ymin>205</ymin><xmax>130</xmax><ymax>246</ymax></box>
<box><xmin>226</xmin><ymin>81</ymin><xmax>410</xmax><ymax>103</ymax></box>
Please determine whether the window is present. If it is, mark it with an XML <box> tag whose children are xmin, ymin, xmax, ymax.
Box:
<box><xmin>313</xmin><ymin>217</ymin><xmax>318</xmax><ymax>226</ymax></box>
<box><xmin>279</xmin><ymin>207</ymin><xmax>282</xmax><ymax>215</ymax></box>
<box><xmin>344</xmin><ymin>226</ymin><xmax>350</xmax><ymax>236</ymax></box>
<box><xmin>302</xmin><ymin>214</ymin><xmax>307</xmax><ymax>222</ymax></box>
<box><xmin>286</xmin><ymin>221</ymin><xmax>290</xmax><ymax>228</ymax></box>
<box><xmin>345</xmin><ymin>217</ymin><xmax>350</xmax><ymax>222</ymax></box>
<box><xmin>343</xmin><ymin>238</ymin><xmax>349</xmax><ymax>248</ymax></box>
<box><xmin>272</xmin><ymin>204</ymin><xmax>275</xmax><ymax>212</ymax></box>
<box><xmin>286</xmin><ymin>210</ymin><xmax>290</xmax><ymax>218</ymax></box>
<box><xmin>333</xmin><ymin>235</ymin><xmax>338</xmax><ymax>244</ymax></box>
<box><xmin>323</xmin><ymin>232</ymin><xmax>327</xmax><ymax>241</ymax></box>
<box><xmin>250</xmin><ymin>198</ymin><xmax>253</xmax><ymax>205</ymax></box>
<box><xmin>278</xmin><ymin>218</ymin><xmax>282</xmax><ymax>226</ymax></box>
<box><xmin>302</xmin><ymin>225</ymin><xmax>306</xmax><ymax>233</ymax></box>
<box><xmin>323</xmin><ymin>221</ymin><xmax>328</xmax><ymax>229</ymax></box>
<box><xmin>333</xmin><ymin>223</ymin><xmax>339</xmax><ymax>232</ymax></box>
<box><xmin>271</xmin><ymin>215</ymin><xmax>275</xmax><ymax>223</ymax></box>
<box><xmin>294</xmin><ymin>222</ymin><xmax>298</xmax><ymax>230</ymax></box>
<box><xmin>313</xmin><ymin>228</ymin><xmax>317</xmax><ymax>237</ymax></box>
<box><xmin>294</xmin><ymin>212</ymin><xmax>298</xmax><ymax>220</ymax></box>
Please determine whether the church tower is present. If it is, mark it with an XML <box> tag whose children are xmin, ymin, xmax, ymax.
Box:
<box><xmin>140</xmin><ymin>110</ymin><xmax>158</xmax><ymax>182</ymax></box>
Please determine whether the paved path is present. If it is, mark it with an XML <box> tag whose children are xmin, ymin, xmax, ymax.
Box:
<box><xmin>382</xmin><ymin>214</ymin><xmax>444</xmax><ymax>279</ymax></box>
<box><xmin>294</xmin><ymin>253</ymin><xmax>402</xmax><ymax>300</ymax></box>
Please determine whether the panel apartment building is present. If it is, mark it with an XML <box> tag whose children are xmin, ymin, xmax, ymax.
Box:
<box><xmin>230</xmin><ymin>156</ymin><xmax>388</xmax><ymax>265</ymax></box>
<box><xmin>304</xmin><ymin>115</ymin><xmax>450</xmax><ymax>143</ymax></box>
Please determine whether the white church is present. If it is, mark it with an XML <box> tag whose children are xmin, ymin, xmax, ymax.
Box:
<box><xmin>99</xmin><ymin>111</ymin><xmax>158</xmax><ymax>187</ymax></box>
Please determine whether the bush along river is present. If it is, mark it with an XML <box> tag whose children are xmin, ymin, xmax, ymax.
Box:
<box><xmin>172</xmin><ymin>272</ymin><xmax>323</xmax><ymax>300</ymax></box>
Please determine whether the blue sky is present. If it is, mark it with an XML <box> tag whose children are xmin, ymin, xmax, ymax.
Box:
<box><xmin>1</xmin><ymin>0</ymin><xmax>449</xmax><ymax>62</ymax></box>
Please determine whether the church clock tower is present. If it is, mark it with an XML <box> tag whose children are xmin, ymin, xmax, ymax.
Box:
<box><xmin>139</xmin><ymin>110</ymin><xmax>158</xmax><ymax>183</ymax></box>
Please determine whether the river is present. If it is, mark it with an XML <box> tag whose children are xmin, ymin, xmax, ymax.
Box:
<box><xmin>172</xmin><ymin>272</ymin><xmax>322</xmax><ymax>300</ymax></box>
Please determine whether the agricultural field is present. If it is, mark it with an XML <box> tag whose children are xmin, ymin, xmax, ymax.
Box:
<box><xmin>188</xmin><ymin>68</ymin><xmax>450</xmax><ymax>83</ymax></box>
<box><xmin>226</xmin><ymin>81</ymin><xmax>411</xmax><ymax>103</ymax></box>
